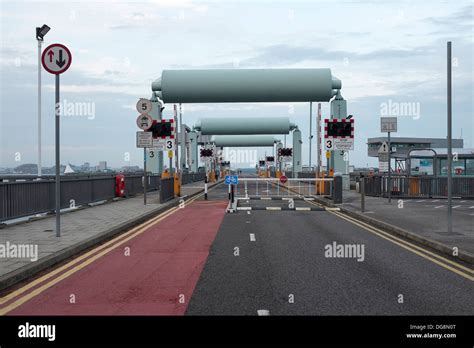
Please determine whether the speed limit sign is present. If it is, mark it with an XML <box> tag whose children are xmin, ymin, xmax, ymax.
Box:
<box><xmin>136</xmin><ymin>98</ymin><xmax>152</xmax><ymax>114</ymax></box>
<box><xmin>325</xmin><ymin>139</ymin><xmax>333</xmax><ymax>151</ymax></box>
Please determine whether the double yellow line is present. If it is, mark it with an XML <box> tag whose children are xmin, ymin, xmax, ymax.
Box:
<box><xmin>0</xmin><ymin>186</ymin><xmax>218</xmax><ymax>315</ymax></box>
<box><xmin>303</xmin><ymin>199</ymin><xmax>474</xmax><ymax>281</ymax></box>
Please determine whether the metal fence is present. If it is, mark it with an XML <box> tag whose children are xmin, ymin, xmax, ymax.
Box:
<box><xmin>159</xmin><ymin>178</ymin><xmax>175</xmax><ymax>203</ymax></box>
<box><xmin>363</xmin><ymin>176</ymin><xmax>474</xmax><ymax>198</ymax></box>
<box><xmin>181</xmin><ymin>172</ymin><xmax>206</xmax><ymax>185</ymax></box>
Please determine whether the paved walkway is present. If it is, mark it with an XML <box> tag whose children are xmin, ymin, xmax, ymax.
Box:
<box><xmin>340</xmin><ymin>190</ymin><xmax>474</xmax><ymax>256</ymax></box>
<box><xmin>0</xmin><ymin>181</ymin><xmax>210</xmax><ymax>290</ymax></box>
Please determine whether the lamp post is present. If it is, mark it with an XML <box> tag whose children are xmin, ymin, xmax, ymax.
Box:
<box><xmin>36</xmin><ymin>24</ymin><xmax>50</xmax><ymax>177</ymax></box>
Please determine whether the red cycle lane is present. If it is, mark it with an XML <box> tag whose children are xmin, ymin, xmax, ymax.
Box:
<box><xmin>7</xmin><ymin>200</ymin><xmax>228</xmax><ymax>315</ymax></box>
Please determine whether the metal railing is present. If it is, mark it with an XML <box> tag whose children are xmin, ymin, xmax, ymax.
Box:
<box><xmin>233</xmin><ymin>177</ymin><xmax>336</xmax><ymax>200</ymax></box>
<box><xmin>363</xmin><ymin>176</ymin><xmax>474</xmax><ymax>198</ymax></box>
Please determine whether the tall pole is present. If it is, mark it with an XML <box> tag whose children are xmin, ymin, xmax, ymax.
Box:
<box><xmin>388</xmin><ymin>131</ymin><xmax>391</xmax><ymax>204</ymax></box>
<box><xmin>55</xmin><ymin>75</ymin><xmax>60</xmax><ymax>237</ymax></box>
<box><xmin>447</xmin><ymin>41</ymin><xmax>453</xmax><ymax>234</ymax></box>
<box><xmin>317</xmin><ymin>103</ymin><xmax>321</xmax><ymax>177</ymax></box>
<box><xmin>144</xmin><ymin>148</ymin><xmax>147</xmax><ymax>205</ymax></box>
<box><xmin>37</xmin><ymin>39</ymin><xmax>42</xmax><ymax>176</ymax></box>
<box><xmin>309</xmin><ymin>102</ymin><xmax>312</xmax><ymax>170</ymax></box>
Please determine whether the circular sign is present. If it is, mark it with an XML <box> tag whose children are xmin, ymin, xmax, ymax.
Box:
<box><xmin>41</xmin><ymin>43</ymin><xmax>72</xmax><ymax>75</ymax></box>
<box><xmin>136</xmin><ymin>98</ymin><xmax>152</xmax><ymax>114</ymax></box>
<box><xmin>280</xmin><ymin>175</ymin><xmax>288</xmax><ymax>184</ymax></box>
<box><xmin>136</xmin><ymin>114</ymin><xmax>153</xmax><ymax>130</ymax></box>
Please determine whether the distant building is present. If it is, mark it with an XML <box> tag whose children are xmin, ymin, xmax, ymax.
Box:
<box><xmin>408</xmin><ymin>148</ymin><xmax>474</xmax><ymax>176</ymax></box>
<box><xmin>98</xmin><ymin>161</ymin><xmax>107</xmax><ymax>172</ymax></box>
<box><xmin>368</xmin><ymin>137</ymin><xmax>464</xmax><ymax>159</ymax></box>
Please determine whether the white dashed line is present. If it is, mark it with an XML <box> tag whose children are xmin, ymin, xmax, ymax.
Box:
<box><xmin>295</xmin><ymin>207</ymin><xmax>311</xmax><ymax>211</ymax></box>
<box><xmin>432</xmin><ymin>200</ymin><xmax>440</xmax><ymax>203</ymax></box>
<box><xmin>452</xmin><ymin>205</ymin><xmax>461</xmax><ymax>209</ymax></box>
<box><xmin>250</xmin><ymin>233</ymin><xmax>256</xmax><ymax>241</ymax></box>
<box><xmin>434</xmin><ymin>205</ymin><xmax>444</xmax><ymax>209</ymax></box>
<box><xmin>469</xmin><ymin>206</ymin><xmax>474</xmax><ymax>209</ymax></box>
<box><xmin>247</xmin><ymin>211</ymin><xmax>251</xmax><ymax>215</ymax></box>
<box><xmin>416</xmin><ymin>200</ymin><xmax>425</xmax><ymax>203</ymax></box>
<box><xmin>257</xmin><ymin>309</ymin><xmax>270</xmax><ymax>316</ymax></box>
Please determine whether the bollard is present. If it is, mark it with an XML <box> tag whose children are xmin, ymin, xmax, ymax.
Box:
<box><xmin>360</xmin><ymin>175</ymin><xmax>365</xmax><ymax>212</ymax></box>
<box><xmin>204</xmin><ymin>176</ymin><xmax>208</xmax><ymax>200</ymax></box>
<box><xmin>332</xmin><ymin>174</ymin><xmax>343</xmax><ymax>204</ymax></box>
<box><xmin>231</xmin><ymin>184</ymin><xmax>235</xmax><ymax>204</ymax></box>
<box><xmin>228</xmin><ymin>183</ymin><xmax>231</xmax><ymax>200</ymax></box>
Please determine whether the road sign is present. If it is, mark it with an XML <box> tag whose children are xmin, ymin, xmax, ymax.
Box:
<box><xmin>381</xmin><ymin>117</ymin><xmax>397</xmax><ymax>133</ymax></box>
<box><xmin>168</xmin><ymin>150</ymin><xmax>174</xmax><ymax>158</ymax></box>
<box><xmin>378</xmin><ymin>141</ymin><xmax>389</xmax><ymax>153</ymax></box>
<box><xmin>225</xmin><ymin>175</ymin><xmax>239</xmax><ymax>185</ymax></box>
<box><xmin>333</xmin><ymin>138</ymin><xmax>354</xmax><ymax>151</ymax></box>
<box><xmin>136</xmin><ymin>131</ymin><xmax>152</xmax><ymax>148</ymax></box>
<box><xmin>152</xmin><ymin>138</ymin><xmax>175</xmax><ymax>151</ymax></box>
<box><xmin>280</xmin><ymin>175</ymin><xmax>288</xmax><ymax>184</ymax></box>
<box><xmin>136</xmin><ymin>114</ymin><xmax>153</xmax><ymax>130</ymax></box>
<box><xmin>136</xmin><ymin>98</ymin><xmax>152</xmax><ymax>114</ymax></box>
<box><xmin>41</xmin><ymin>43</ymin><xmax>72</xmax><ymax>75</ymax></box>
<box><xmin>379</xmin><ymin>161</ymin><xmax>389</xmax><ymax>172</ymax></box>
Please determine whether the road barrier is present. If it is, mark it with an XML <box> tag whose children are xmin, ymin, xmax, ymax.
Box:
<box><xmin>159</xmin><ymin>178</ymin><xmax>175</xmax><ymax>203</ymax></box>
<box><xmin>363</xmin><ymin>176</ymin><xmax>474</xmax><ymax>198</ymax></box>
<box><xmin>0</xmin><ymin>173</ymin><xmax>206</xmax><ymax>222</ymax></box>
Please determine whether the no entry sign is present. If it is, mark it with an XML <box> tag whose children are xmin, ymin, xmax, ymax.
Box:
<box><xmin>41</xmin><ymin>43</ymin><xmax>72</xmax><ymax>75</ymax></box>
<box><xmin>280</xmin><ymin>175</ymin><xmax>288</xmax><ymax>184</ymax></box>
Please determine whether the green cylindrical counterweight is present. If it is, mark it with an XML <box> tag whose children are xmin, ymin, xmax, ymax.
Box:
<box><xmin>152</xmin><ymin>69</ymin><xmax>340</xmax><ymax>103</ymax></box>
<box><xmin>195</xmin><ymin>117</ymin><xmax>295</xmax><ymax>135</ymax></box>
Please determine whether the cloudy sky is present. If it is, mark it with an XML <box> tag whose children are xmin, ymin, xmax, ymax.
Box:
<box><xmin>0</xmin><ymin>0</ymin><xmax>472</xmax><ymax>169</ymax></box>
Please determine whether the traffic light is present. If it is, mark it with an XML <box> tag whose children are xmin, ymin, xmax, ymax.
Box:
<box><xmin>279</xmin><ymin>148</ymin><xmax>292</xmax><ymax>157</ymax></box>
<box><xmin>150</xmin><ymin>121</ymin><xmax>173</xmax><ymax>138</ymax></box>
<box><xmin>200</xmin><ymin>148</ymin><xmax>214</xmax><ymax>157</ymax></box>
<box><xmin>327</xmin><ymin>121</ymin><xmax>352</xmax><ymax>137</ymax></box>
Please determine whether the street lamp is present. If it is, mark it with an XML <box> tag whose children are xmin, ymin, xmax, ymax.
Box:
<box><xmin>36</xmin><ymin>24</ymin><xmax>50</xmax><ymax>177</ymax></box>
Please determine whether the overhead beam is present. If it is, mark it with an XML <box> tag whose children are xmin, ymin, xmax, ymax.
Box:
<box><xmin>152</xmin><ymin>69</ymin><xmax>341</xmax><ymax>103</ymax></box>
<box><xmin>195</xmin><ymin>117</ymin><xmax>296</xmax><ymax>135</ymax></box>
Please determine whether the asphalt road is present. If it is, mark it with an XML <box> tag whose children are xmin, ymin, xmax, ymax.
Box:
<box><xmin>187</xmin><ymin>181</ymin><xmax>473</xmax><ymax>315</ymax></box>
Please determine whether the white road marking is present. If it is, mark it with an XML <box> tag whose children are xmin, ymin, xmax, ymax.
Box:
<box><xmin>434</xmin><ymin>205</ymin><xmax>444</xmax><ymax>209</ymax></box>
<box><xmin>460</xmin><ymin>200</ymin><xmax>466</xmax><ymax>203</ymax></box>
<box><xmin>469</xmin><ymin>206</ymin><xmax>474</xmax><ymax>209</ymax></box>
<box><xmin>257</xmin><ymin>309</ymin><xmax>270</xmax><ymax>316</ymax></box>
<box><xmin>452</xmin><ymin>205</ymin><xmax>461</xmax><ymax>209</ymax></box>
<box><xmin>236</xmin><ymin>207</ymin><xmax>251</xmax><ymax>211</ymax></box>
<box><xmin>295</xmin><ymin>207</ymin><xmax>311</xmax><ymax>211</ymax></box>
<box><xmin>266</xmin><ymin>207</ymin><xmax>281</xmax><ymax>211</ymax></box>
<box><xmin>260</xmin><ymin>197</ymin><xmax>272</xmax><ymax>200</ymax></box>
<box><xmin>416</xmin><ymin>200</ymin><xmax>425</xmax><ymax>203</ymax></box>
<box><xmin>432</xmin><ymin>200</ymin><xmax>440</xmax><ymax>203</ymax></box>
<box><xmin>325</xmin><ymin>207</ymin><xmax>341</xmax><ymax>211</ymax></box>
<box><xmin>250</xmin><ymin>233</ymin><xmax>256</xmax><ymax>241</ymax></box>
<box><xmin>247</xmin><ymin>211</ymin><xmax>251</xmax><ymax>215</ymax></box>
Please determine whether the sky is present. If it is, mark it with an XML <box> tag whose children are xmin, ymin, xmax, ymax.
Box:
<box><xmin>0</xmin><ymin>0</ymin><xmax>472</xmax><ymax>169</ymax></box>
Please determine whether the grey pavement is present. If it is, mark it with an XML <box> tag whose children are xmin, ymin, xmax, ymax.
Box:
<box><xmin>340</xmin><ymin>190</ymin><xmax>474</xmax><ymax>256</ymax></box>
<box><xmin>187</xmin><ymin>194</ymin><xmax>474</xmax><ymax>315</ymax></box>
<box><xmin>0</xmin><ymin>181</ymin><xmax>208</xmax><ymax>290</ymax></box>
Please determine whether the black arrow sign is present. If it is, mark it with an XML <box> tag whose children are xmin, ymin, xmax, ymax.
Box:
<box><xmin>56</xmin><ymin>50</ymin><xmax>66</xmax><ymax>68</ymax></box>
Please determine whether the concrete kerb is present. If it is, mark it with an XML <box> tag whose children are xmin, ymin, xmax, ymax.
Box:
<box><xmin>312</xmin><ymin>194</ymin><xmax>474</xmax><ymax>265</ymax></box>
<box><xmin>0</xmin><ymin>180</ymin><xmax>221</xmax><ymax>292</ymax></box>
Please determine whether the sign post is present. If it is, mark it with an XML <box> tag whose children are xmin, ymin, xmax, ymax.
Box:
<box><xmin>380</xmin><ymin>117</ymin><xmax>397</xmax><ymax>203</ymax></box>
<box><xmin>136</xmin><ymin>98</ymin><xmax>153</xmax><ymax>205</ymax></box>
<box><xmin>42</xmin><ymin>43</ymin><xmax>72</xmax><ymax>238</ymax></box>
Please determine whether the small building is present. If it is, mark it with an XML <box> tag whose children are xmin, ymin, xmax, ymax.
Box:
<box><xmin>408</xmin><ymin>148</ymin><xmax>474</xmax><ymax>176</ymax></box>
<box><xmin>367</xmin><ymin>137</ymin><xmax>464</xmax><ymax>172</ymax></box>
